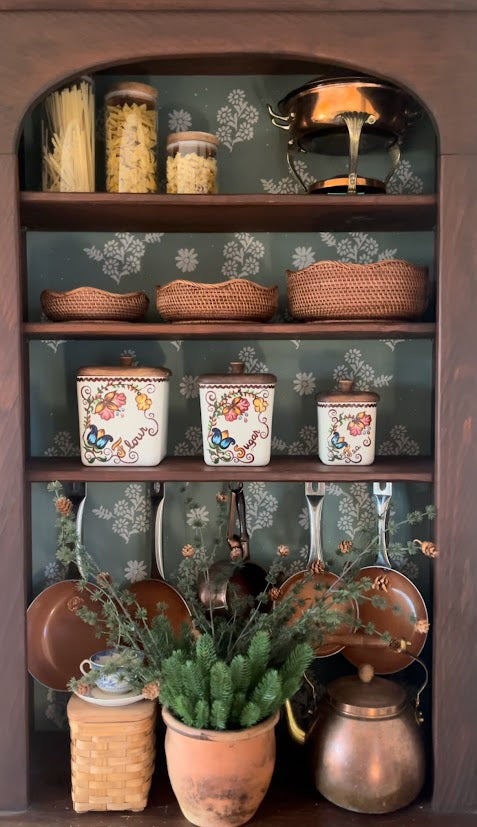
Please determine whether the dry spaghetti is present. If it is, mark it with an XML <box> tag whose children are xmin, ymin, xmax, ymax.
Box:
<box><xmin>42</xmin><ymin>77</ymin><xmax>95</xmax><ymax>192</ymax></box>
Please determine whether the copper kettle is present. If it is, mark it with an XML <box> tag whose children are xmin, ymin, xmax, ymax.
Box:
<box><xmin>285</xmin><ymin>655</ymin><xmax>428</xmax><ymax>814</ymax></box>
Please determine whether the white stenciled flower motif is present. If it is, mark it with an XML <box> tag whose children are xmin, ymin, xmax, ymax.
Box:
<box><xmin>237</xmin><ymin>345</ymin><xmax>269</xmax><ymax>374</ymax></box>
<box><xmin>271</xmin><ymin>435</ymin><xmax>287</xmax><ymax>452</ymax></box>
<box><xmin>120</xmin><ymin>348</ymin><xmax>138</xmax><ymax>366</ymax></box>
<box><xmin>124</xmin><ymin>559</ymin><xmax>148</xmax><ymax>583</ymax></box>
<box><xmin>44</xmin><ymin>560</ymin><xmax>65</xmax><ymax>585</ymax></box>
<box><xmin>169</xmin><ymin>340</ymin><xmax>183</xmax><ymax>351</ymax></box>
<box><xmin>186</xmin><ymin>506</ymin><xmax>209</xmax><ymax>528</ymax></box>
<box><xmin>333</xmin><ymin>347</ymin><xmax>392</xmax><ymax>391</ymax></box>
<box><xmin>93</xmin><ymin>483</ymin><xmax>151</xmax><ymax>544</ymax></box>
<box><xmin>216</xmin><ymin>89</ymin><xmax>259</xmax><ymax>152</ymax></box>
<box><xmin>286</xmin><ymin>425</ymin><xmax>318</xmax><ymax>456</ymax></box>
<box><xmin>41</xmin><ymin>339</ymin><xmax>66</xmax><ymax>353</ymax></box>
<box><xmin>327</xmin><ymin>482</ymin><xmax>375</xmax><ymax>541</ymax></box>
<box><xmin>244</xmin><ymin>483</ymin><xmax>278</xmax><ymax>537</ymax></box>
<box><xmin>84</xmin><ymin>233</ymin><xmax>163</xmax><ymax>285</ymax></box>
<box><xmin>381</xmin><ymin>339</ymin><xmax>405</xmax><ymax>351</ymax></box>
<box><xmin>387</xmin><ymin>159</ymin><xmax>424</xmax><ymax>195</ymax></box>
<box><xmin>175</xmin><ymin>247</ymin><xmax>198</xmax><ymax>273</ymax></box>
<box><xmin>293</xmin><ymin>371</ymin><xmax>316</xmax><ymax>397</ymax></box>
<box><xmin>379</xmin><ymin>424</ymin><xmax>420</xmax><ymax>456</ymax></box>
<box><xmin>222</xmin><ymin>233</ymin><xmax>265</xmax><ymax>279</ymax></box>
<box><xmin>168</xmin><ymin>109</ymin><xmax>192</xmax><ymax>132</ymax></box>
<box><xmin>401</xmin><ymin>559</ymin><xmax>419</xmax><ymax>581</ymax></box>
<box><xmin>298</xmin><ymin>507</ymin><xmax>309</xmax><ymax>531</ymax></box>
<box><xmin>44</xmin><ymin>430</ymin><xmax>79</xmax><ymax>457</ymax></box>
<box><xmin>261</xmin><ymin>160</ymin><xmax>314</xmax><ymax>194</ymax></box>
<box><xmin>320</xmin><ymin>231</ymin><xmax>397</xmax><ymax>264</ymax></box>
<box><xmin>292</xmin><ymin>246</ymin><xmax>315</xmax><ymax>270</ymax></box>
<box><xmin>174</xmin><ymin>425</ymin><xmax>203</xmax><ymax>456</ymax></box>
<box><xmin>179</xmin><ymin>375</ymin><xmax>199</xmax><ymax>399</ymax></box>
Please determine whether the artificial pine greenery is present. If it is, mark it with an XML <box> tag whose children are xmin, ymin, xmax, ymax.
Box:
<box><xmin>47</xmin><ymin>481</ymin><xmax>436</xmax><ymax>731</ymax></box>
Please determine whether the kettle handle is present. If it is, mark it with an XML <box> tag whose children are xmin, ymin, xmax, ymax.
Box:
<box><xmin>401</xmin><ymin>651</ymin><xmax>429</xmax><ymax>725</ymax></box>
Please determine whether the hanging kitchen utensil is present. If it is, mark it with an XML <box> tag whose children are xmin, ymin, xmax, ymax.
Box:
<box><xmin>277</xmin><ymin>482</ymin><xmax>358</xmax><ymax>656</ymax></box>
<box><xmin>198</xmin><ymin>482</ymin><xmax>267</xmax><ymax>613</ymax></box>
<box><xmin>343</xmin><ymin>482</ymin><xmax>429</xmax><ymax>674</ymax></box>
<box><xmin>129</xmin><ymin>482</ymin><xmax>191</xmax><ymax>633</ymax></box>
<box><xmin>27</xmin><ymin>483</ymin><xmax>109</xmax><ymax>692</ymax></box>
<box><xmin>268</xmin><ymin>75</ymin><xmax>419</xmax><ymax>194</ymax></box>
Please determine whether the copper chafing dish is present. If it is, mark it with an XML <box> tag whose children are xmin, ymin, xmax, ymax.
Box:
<box><xmin>268</xmin><ymin>75</ymin><xmax>420</xmax><ymax>194</ymax></box>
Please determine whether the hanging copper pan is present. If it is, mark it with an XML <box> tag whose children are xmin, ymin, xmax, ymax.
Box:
<box><xmin>277</xmin><ymin>482</ymin><xmax>358</xmax><ymax>657</ymax></box>
<box><xmin>343</xmin><ymin>482</ymin><xmax>428</xmax><ymax>674</ymax></box>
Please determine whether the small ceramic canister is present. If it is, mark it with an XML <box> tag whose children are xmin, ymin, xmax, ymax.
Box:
<box><xmin>77</xmin><ymin>355</ymin><xmax>171</xmax><ymax>466</ymax></box>
<box><xmin>198</xmin><ymin>361</ymin><xmax>277</xmax><ymax>466</ymax></box>
<box><xmin>316</xmin><ymin>379</ymin><xmax>379</xmax><ymax>466</ymax></box>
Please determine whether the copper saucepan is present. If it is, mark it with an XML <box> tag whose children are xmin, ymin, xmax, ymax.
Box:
<box><xmin>343</xmin><ymin>482</ymin><xmax>428</xmax><ymax>674</ymax></box>
<box><xmin>198</xmin><ymin>483</ymin><xmax>267</xmax><ymax>613</ymax></box>
<box><xmin>278</xmin><ymin>482</ymin><xmax>357</xmax><ymax>657</ymax></box>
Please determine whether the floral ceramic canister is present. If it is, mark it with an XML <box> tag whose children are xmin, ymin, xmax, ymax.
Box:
<box><xmin>198</xmin><ymin>361</ymin><xmax>277</xmax><ymax>466</ymax></box>
<box><xmin>77</xmin><ymin>355</ymin><xmax>171</xmax><ymax>466</ymax></box>
<box><xmin>316</xmin><ymin>379</ymin><xmax>380</xmax><ymax>466</ymax></box>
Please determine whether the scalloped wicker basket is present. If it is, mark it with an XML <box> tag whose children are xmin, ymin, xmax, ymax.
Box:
<box><xmin>40</xmin><ymin>287</ymin><xmax>149</xmax><ymax>322</ymax></box>
<box><xmin>287</xmin><ymin>259</ymin><xmax>429</xmax><ymax>321</ymax></box>
<box><xmin>156</xmin><ymin>279</ymin><xmax>279</xmax><ymax>322</ymax></box>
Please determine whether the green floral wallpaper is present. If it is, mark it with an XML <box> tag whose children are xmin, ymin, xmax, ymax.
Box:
<box><xmin>24</xmin><ymin>74</ymin><xmax>436</xmax><ymax>730</ymax></box>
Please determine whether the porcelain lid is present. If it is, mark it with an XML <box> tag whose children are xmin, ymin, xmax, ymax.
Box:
<box><xmin>316</xmin><ymin>379</ymin><xmax>379</xmax><ymax>403</ymax></box>
<box><xmin>327</xmin><ymin>666</ymin><xmax>406</xmax><ymax>719</ymax></box>
<box><xmin>77</xmin><ymin>356</ymin><xmax>171</xmax><ymax>378</ymax></box>
<box><xmin>199</xmin><ymin>361</ymin><xmax>276</xmax><ymax>385</ymax></box>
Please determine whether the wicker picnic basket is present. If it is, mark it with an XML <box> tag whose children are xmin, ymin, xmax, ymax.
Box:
<box><xmin>287</xmin><ymin>259</ymin><xmax>428</xmax><ymax>321</ymax></box>
<box><xmin>156</xmin><ymin>278</ymin><xmax>279</xmax><ymax>322</ymax></box>
<box><xmin>40</xmin><ymin>287</ymin><xmax>149</xmax><ymax>321</ymax></box>
<box><xmin>67</xmin><ymin>695</ymin><xmax>157</xmax><ymax>813</ymax></box>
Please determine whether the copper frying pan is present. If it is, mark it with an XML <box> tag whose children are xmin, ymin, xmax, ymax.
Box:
<box><xmin>27</xmin><ymin>483</ymin><xmax>109</xmax><ymax>692</ymax></box>
<box><xmin>278</xmin><ymin>482</ymin><xmax>358</xmax><ymax>657</ymax></box>
<box><xmin>343</xmin><ymin>482</ymin><xmax>428</xmax><ymax>674</ymax></box>
<box><xmin>129</xmin><ymin>482</ymin><xmax>190</xmax><ymax>633</ymax></box>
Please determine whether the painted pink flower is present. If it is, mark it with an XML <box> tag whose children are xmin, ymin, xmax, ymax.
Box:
<box><xmin>347</xmin><ymin>411</ymin><xmax>372</xmax><ymax>436</ymax></box>
<box><xmin>95</xmin><ymin>391</ymin><xmax>127</xmax><ymax>421</ymax></box>
<box><xmin>223</xmin><ymin>396</ymin><xmax>249</xmax><ymax>421</ymax></box>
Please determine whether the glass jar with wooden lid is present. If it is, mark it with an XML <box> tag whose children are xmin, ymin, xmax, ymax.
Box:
<box><xmin>105</xmin><ymin>81</ymin><xmax>158</xmax><ymax>193</ymax></box>
<box><xmin>42</xmin><ymin>75</ymin><xmax>95</xmax><ymax>192</ymax></box>
<box><xmin>167</xmin><ymin>131</ymin><xmax>218</xmax><ymax>193</ymax></box>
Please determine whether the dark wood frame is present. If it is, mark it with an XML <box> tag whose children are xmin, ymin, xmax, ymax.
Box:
<box><xmin>0</xmin><ymin>2</ymin><xmax>476</xmax><ymax>817</ymax></box>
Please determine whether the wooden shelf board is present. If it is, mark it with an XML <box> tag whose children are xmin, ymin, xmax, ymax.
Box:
<box><xmin>24</xmin><ymin>320</ymin><xmax>436</xmax><ymax>340</ymax></box>
<box><xmin>26</xmin><ymin>455</ymin><xmax>434</xmax><ymax>482</ymax></box>
<box><xmin>20</xmin><ymin>193</ymin><xmax>437</xmax><ymax>232</ymax></box>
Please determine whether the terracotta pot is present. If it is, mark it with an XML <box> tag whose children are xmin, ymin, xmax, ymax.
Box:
<box><xmin>162</xmin><ymin>707</ymin><xmax>279</xmax><ymax>827</ymax></box>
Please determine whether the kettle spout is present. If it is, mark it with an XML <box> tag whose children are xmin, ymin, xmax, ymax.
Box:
<box><xmin>284</xmin><ymin>699</ymin><xmax>306</xmax><ymax>745</ymax></box>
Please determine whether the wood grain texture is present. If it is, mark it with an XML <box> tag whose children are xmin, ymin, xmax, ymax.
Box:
<box><xmin>433</xmin><ymin>155</ymin><xmax>477</xmax><ymax>812</ymax></box>
<box><xmin>0</xmin><ymin>11</ymin><xmax>476</xmax><ymax>154</ymax></box>
<box><xmin>2</xmin><ymin>0</ymin><xmax>477</xmax><ymax>10</ymax></box>
<box><xmin>20</xmin><ymin>193</ymin><xmax>437</xmax><ymax>233</ymax></box>
<box><xmin>25</xmin><ymin>455</ymin><xmax>434</xmax><ymax>483</ymax></box>
<box><xmin>0</xmin><ymin>157</ymin><xmax>28</xmax><ymax>810</ymax></box>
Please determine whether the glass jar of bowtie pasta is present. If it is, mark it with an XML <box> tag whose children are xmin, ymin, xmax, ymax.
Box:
<box><xmin>166</xmin><ymin>131</ymin><xmax>218</xmax><ymax>193</ymax></box>
<box><xmin>105</xmin><ymin>82</ymin><xmax>158</xmax><ymax>193</ymax></box>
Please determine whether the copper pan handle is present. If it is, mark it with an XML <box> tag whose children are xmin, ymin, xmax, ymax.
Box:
<box><xmin>325</xmin><ymin>633</ymin><xmax>409</xmax><ymax>650</ymax></box>
<box><xmin>267</xmin><ymin>103</ymin><xmax>291</xmax><ymax>130</ymax></box>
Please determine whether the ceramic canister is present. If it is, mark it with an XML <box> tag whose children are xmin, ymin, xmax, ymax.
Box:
<box><xmin>316</xmin><ymin>379</ymin><xmax>379</xmax><ymax>465</ymax></box>
<box><xmin>77</xmin><ymin>355</ymin><xmax>171</xmax><ymax>466</ymax></box>
<box><xmin>198</xmin><ymin>361</ymin><xmax>277</xmax><ymax>466</ymax></box>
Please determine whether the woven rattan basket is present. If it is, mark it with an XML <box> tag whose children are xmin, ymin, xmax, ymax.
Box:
<box><xmin>67</xmin><ymin>695</ymin><xmax>156</xmax><ymax>813</ymax></box>
<box><xmin>287</xmin><ymin>259</ymin><xmax>429</xmax><ymax>321</ymax></box>
<box><xmin>156</xmin><ymin>278</ymin><xmax>279</xmax><ymax>322</ymax></box>
<box><xmin>40</xmin><ymin>287</ymin><xmax>149</xmax><ymax>321</ymax></box>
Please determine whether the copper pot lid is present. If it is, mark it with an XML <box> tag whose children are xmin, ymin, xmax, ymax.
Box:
<box><xmin>78</xmin><ymin>355</ymin><xmax>171</xmax><ymax>379</ymax></box>
<box><xmin>327</xmin><ymin>665</ymin><xmax>406</xmax><ymax>719</ymax></box>
<box><xmin>317</xmin><ymin>378</ymin><xmax>379</xmax><ymax>403</ymax></box>
<box><xmin>278</xmin><ymin>75</ymin><xmax>407</xmax><ymax>113</ymax></box>
<box><xmin>199</xmin><ymin>361</ymin><xmax>277</xmax><ymax>385</ymax></box>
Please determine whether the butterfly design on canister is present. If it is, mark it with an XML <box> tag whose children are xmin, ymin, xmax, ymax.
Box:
<box><xmin>210</xmin><ymin>427</ymin><xmax>236</xmax><ymax>450</ymax></box>
<box><xmin>330</xmin><ymin>431</ymin><xmax>348</xmax><ymax>450</ymax></box>
<box><xmin>86</xmin><ymin>424</ymin><xmax>114</xmax><ymax>451</ymax></box>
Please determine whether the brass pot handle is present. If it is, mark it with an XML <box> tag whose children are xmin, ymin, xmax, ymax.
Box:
<box><xmin>267</xmin><ymin>103</ymin><xmax>291</xmax><ymax>130</ymax></box>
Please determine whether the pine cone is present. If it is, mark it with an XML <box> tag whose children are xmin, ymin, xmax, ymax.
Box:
<box><xmin>338</xmin><ymin>540</ymin><xmax>353</xmax><ymax>554</ymax></box>
<box><xmin>55</xmin><ymin>496</ymin><xmax>73</xmax><ymax>516</ymax></box>
<box><xmin>277</xmin><ymin>544</ymin><xmax>290</xmax><ymax>557</ymax></box>
<box><xmin>310</xmin><ymin>560</ymin><xmax>325</xmax><ymax>575</ymax></box>
<box><xmin>76</xmin><ymin>681</ymin><xmax>90</xmax><ymax>697</ymax></box>
<box><xmin>230</xmin><ymin>547</ymin><xmax>242</xmax><ymax>561</ymax></box>
<box><xmin>269</xmin><ymin>586</ymin><xmax>282</xmax><ymax>601</ymax></box>
<box><xmin>216</xmin><ymin>492</ymin><xmax>227</xmax><ymax>503</ymax></box>
<box><xmin>182</xmin><ymin>544</ymin><xmax>195</xmax><ymax>558</ymax></box>
<box><xmin>415</xmin><ymin>540</ymin><xmax>439</xmax><ymax>558</ymax></box>
<box><xmin>142</xmin><ymin>681</ymin><xmax>160</xmax><ymax>700</ymax></box>
<box><xmin>372</xmin><ymin>574</ymin><xmax>390</xmax><ymax>592</ymax></box>
<box><xmin>415</xmin><ymin>619</ymin><xmax>430</xmax><ymax>634</ymax></box>
<box><xmin>96</xmin><ymin>571</ymin><xmax>112</xmax><ymax>587</ymax></box>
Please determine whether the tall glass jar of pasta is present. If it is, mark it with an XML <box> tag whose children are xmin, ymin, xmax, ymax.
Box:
<box><xmin>105</xmin><ymin>82</ymin><xmax>158</xmax><ymax>193</ymax></box>
<box><xmin>42</xmin><ymin>75</ymin><xmax>95</xmax><ymax>192</ymax></box>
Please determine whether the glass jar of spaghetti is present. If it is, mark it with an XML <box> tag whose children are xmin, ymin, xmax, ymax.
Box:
<box><xmin>105</xmin><ymin>82</ymin><xmax>158</xmax><ymax>193</ymax></box>
<box><xmin>167</xmin><ymin>131</ymin><xmax>218</xmax><ymax>194</ymax></box>
<box><xmin>42</xmin><ymin>75</ymin><xmax>95</xmax><ymax>192</ymax></box>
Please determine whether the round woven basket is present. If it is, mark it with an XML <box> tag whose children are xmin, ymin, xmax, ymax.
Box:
<box><xmin>156</xmin><ymin>279</ymin><xmax>279</xmax><ymax>322</ymax></box>
<box><xmin>40</xmin><ymin>287</ymin><xmax>149</xmax><ymax>322</ymax></box>
<box><xmin>287</xmin><ymin>259</ymin><xmax>429</xmax><ymax>321</ymax></box>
